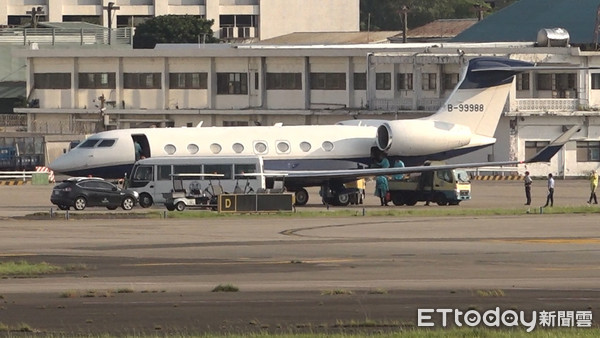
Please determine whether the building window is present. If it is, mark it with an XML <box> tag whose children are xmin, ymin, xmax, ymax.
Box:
<box><xmin>398</xmin><ymin>73</ymin><xmax>413</xmax><ymax>90</ymax></box>
<box><xmin>536</xmin><ymin>73</ymin><xmax>576</xmax><ymax>91</ymax></box>
<box><xmin>217</xmin><ymin>73</ymin><xmax>248</xmax><ymax>94</ymax></box>
<box><xmin>353</xmin><ymin>73</ymin><xmax>366</xmax><ymax>90</ymax></box>
<box><xmin>169</xmin><ymin>73</ymin><xmax>207</xmax><ymax>89</ymax></box>
<box><xmin>422</xmin><ymin>73</ymin><xmax>437</xmax><ymax>91</ymax></box>
<box><xmin>516</xmin><ymin>73</ymin><xmax>530</xmax><ymax>91</ymax></box>
<box><xmin>577</xmin><ymin>141</ymin><xmax>600</xmax><ymax>162</ymax></box>
<box><xmin>123</xmin><ymin>73</ymin><xmax>161</xmax><ymax>89</ymax></box>
<box><xmin>525</xmin><ymin>141</ymin><xmax>549</xmax><ymax>159</ymax></box>
<box><xmin>79</xmin><ymin>73</ymin><xmax>115</xmax><ymax>89</ymax></box>
<box><xmin>376</xmin><ymin>73</ymin><xmax>391</xmax><ymax>90</ymax></box>
<box><xmin>592</xmin><ymin>74</ymin><xmax>600</xmax><ymax>90</ymax></box>
<box><xmin>266</xmin><ymin>73</ymin><xmax>302</xmax><ymax>90</ymax></box>
<box><xmin>34</xmin><ymin>73</ymin><xmax>71</xmax><ymax>89</ymax></box>
<box><xmin>442</xmin><ymin>73</ymin><xmax>459</xmax><ymax>91</ymax></box>
<box><xmin>310</xmin><ymin>73</ymin><xmax>346</xmax><ymax>90</ymax></box>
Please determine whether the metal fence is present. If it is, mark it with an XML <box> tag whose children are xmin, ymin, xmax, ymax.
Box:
<box><xmin>0</xmin><ymin>27</ymin><xmax>134</xmax><ymax>46</ymax></box>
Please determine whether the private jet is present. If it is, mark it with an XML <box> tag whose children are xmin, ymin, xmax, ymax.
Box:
<box><xmin>49</xmin><ymin>57</ymin><xmax>568</xmax><ymax>206</ymax></box>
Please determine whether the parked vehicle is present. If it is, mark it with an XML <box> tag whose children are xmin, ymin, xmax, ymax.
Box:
<box><xmin>51</xmin><ymin>177</ymin><xmax>138</xmax><ymax>211</ymax></box>
<box><xmin>387</xmin><ymin>161</ymin><xmax>471</xmax><ymax>206</ymax></box>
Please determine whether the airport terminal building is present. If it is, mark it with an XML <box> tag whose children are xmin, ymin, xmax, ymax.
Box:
<box><xmin>12</xmin><ymin>39</ymin><xmax>600</xmax><ymax>177</ymax></box>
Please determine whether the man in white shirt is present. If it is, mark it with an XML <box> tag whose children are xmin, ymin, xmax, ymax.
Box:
<box><xmin>524</xmin><ymin>171</ymin><xmax>532</xmax><ymax>205</ymax></box>
<box><xmin>543</xmin><ymin>173</ymin><xmax>555</xmax><ymax>207</ymax></box>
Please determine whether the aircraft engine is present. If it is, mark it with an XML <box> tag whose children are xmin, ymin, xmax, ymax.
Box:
<box><xmin>376</xmin><ymin>120</ymin><xmax>472</xmax><ymax>156</ymax></box>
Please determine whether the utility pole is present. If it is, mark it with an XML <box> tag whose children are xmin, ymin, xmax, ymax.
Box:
<box><xmin>26</xmin><ymin>7</ymin><xmax>45</xmax><ymax>29</ymax></box>
<box><xmin>399</xmin><ymin>6</ymin><xmax>410</xmax><ymax>43</ymax></box>
<box><xmin>103</xmin><ymin>2</ymin><xmax>120</xmax><ymax>45</ymax></box>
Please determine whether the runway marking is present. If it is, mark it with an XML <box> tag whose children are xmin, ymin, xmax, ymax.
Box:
<box><xmin>0</xmin><ymin>253</ymin><xmax>37</xmax><ymax>257</ymax></box>
<box><xmin>535</xmin><ymin>266</ymin><xmax>600</xmax><ymax>271</ymax></box>
<box><xmin>489</xmin><ymin>238</ymin><xmax>600</xmax><ymax>244</ymax></box>
<box><xmin>123</xmin><ymin>258</ymin><xmax>373</xmax><ymax>267</ymax></box>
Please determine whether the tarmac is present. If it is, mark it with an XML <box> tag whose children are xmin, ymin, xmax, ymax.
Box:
<box><xmin>0</xmin><ymin>179</ymin><xmax>599</xmax><ymax>335</ymax></box>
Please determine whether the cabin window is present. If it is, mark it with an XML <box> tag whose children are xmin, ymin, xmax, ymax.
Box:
<box><xmin>266</xmin><ymin>73</ymin><xmax>302</xmax><ymax>90</ymax></box>
<box><xmin>254</xmin><ymin>141</ymin><xmax>268</xmax><ymax>154</ymax></box>
<box><xmin>310</xmin><ymin>73</ymin><xmax>346</xmax><ymax>90</ymax></box>
<box><xmin>300</xmin><ymin>142</ymin><xmax>311</xmax><ymax>152</ymax></box>
<box><xmin>322</xmin><ymin>141</ymin><xmax>334</xmax><ymax>152</ymax></box>
<box><xmin>577</xmin><ymin>141</ymin><xmax>600</xmax><ymax>162</ymax></box>
<box><xmin>79</xmin><ymin>73</ymin><xmax>116</xmax><ymax>89</ymax></box>
<box><xmin>187</xmin><ymin>144</ymin><xmax>199</xmax><ymax>154</ymax></box>
<box><xmin>217</xmin><ymin>73</ymin><xmax>248</xmax><ymax>94</ymax></box>
<box><xmin>376</xmin><ymin>73</ymin><xmax>391</xmax><ymax>90</ymax></box>
<box><xmin>353</xmin><ymin>73</ymin><xmax>366</xmax><ymax>90</ymax></box>
<box><xmin>210</xmin><ymin>143</ymin><xmax>222</xmax><ymax>154</ymax></box>
<box><xmin>79</xmin><ymin>139</ymin><xmax>100</xmax><ymax>148</ymax></box>
<box><xmin>97</xmin><ymin>139</ymin><xmax>115</xmax><ymax>147</ymax></box>
<box><xmin>232</xmin><ymin>143</ymin><xmax>244</xmax><ymax>153</ymax></box>
<box><xmin>34</xmin><ymin>73</ymin><xmax>71</xmax><ymax>89</ymax></box>
<box><xmin>164</xmin><ymin>144</ymin><xmax>176</xmax><ymax>155</ymax></box>
<box><xmin>276</xmin><ymin>141</ymin><xmax>290</xmax><ymax>154</ymax></box>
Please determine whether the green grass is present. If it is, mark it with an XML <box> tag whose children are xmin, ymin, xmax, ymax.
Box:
<box><xmin>0</xmin><ymin>260</ymin><xmax>64</xmax><ymax>277</ymax></box>
<box><xmin>211</xmin><ymin>283</ymin><xmax>240</xmax><ymax>292</ymax></box>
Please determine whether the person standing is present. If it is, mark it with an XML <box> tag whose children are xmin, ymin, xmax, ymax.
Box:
<box><xmin>524</xmin><ymin>171</ymin><xmax>532</xmax><ymax>205</ymax></box>
<box><xmin>588</xmin><ymin>170</ymin><xmax>598</xmax><ymax>204</ymax></box>
<box><xmin>543</xmin><ymin>173</ymin><xmax>555</xmax><ymax>207</ymax></box>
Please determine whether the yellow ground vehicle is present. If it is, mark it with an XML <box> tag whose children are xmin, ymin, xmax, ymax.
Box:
<box><xmin>387</xmin><ymin>161</ymin><xmax>471</xmax><ymax>206</ymax></box>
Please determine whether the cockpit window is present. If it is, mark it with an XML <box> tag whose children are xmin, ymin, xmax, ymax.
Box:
<box><xmin>79</xmin><ymin>139</ymin><xmax>101</xmax><ymax>148</ymax></box>
<box><xmin>97</xmin><ymin>139</ymin><xmax>115</xmax><ymax>147</ymax></box>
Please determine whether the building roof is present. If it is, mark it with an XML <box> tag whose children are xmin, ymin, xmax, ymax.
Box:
<box><xmin>401</xmin><ymin>19</ymin><xmax>478</xmax><ymax>42</ymax></box>
<box><xmin>256</xmin><ymin>31</ymin><xmax>402</xmax><ymax>45</ymax></box>
<box><xmin>452</xmin><ymin>0</ymin><xmax>600</xmax><ymax>45</ymax></box>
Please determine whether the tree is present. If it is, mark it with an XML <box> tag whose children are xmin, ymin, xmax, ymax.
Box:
<box><xmin>133</xmin><ymin>15</ymin><xmax>218</xmax><ymax>49</ymax></box>
<box><xmin>360</xmin><ymin>0</ymin><xmax>517</xmax><ymax>31</ymax></box>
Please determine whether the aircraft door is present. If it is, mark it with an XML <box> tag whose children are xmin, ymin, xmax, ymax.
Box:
<box><xmin>132</xmin><ymin>134</ymin><xmax>151</xmax><ymax>161</ymax></box>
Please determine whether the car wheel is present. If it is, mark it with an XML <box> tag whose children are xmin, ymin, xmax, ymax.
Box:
<box><xmin>336</xmin><ymin>193</ymin><xmax>350</xmax><ymax>206</ymax></box>
<box><xmin>165</xmin><ymin>204</ymin><xmax>175</xmax><ymax>211</ymax></box>
<box><xmin>175</xmin><ymin>201</ymin><xmax>186</xmax><ymax>212</ymax></box>
<box><xmin>74</xmin><ymin>197</ymin><xmax>87</xmax><ymax>210</ymax></box>
<box><xmin>435</xmin><ymin>193</ymin><xmax>448</xmax><ymax>206</ymax></box>
<box><xmin>107</xmin><ymin>206</ymin><xmax>118</xmax><ymax>210</ymax></box>
<box><xmin>121</xmin><ymin>197</ymin><xmax>135</xmax><ymax>210</ymax></box>
<box><xmin>139</xmin><ymin>193</ymin><xmax>153</xmax><ymax>208</ymax></box>
<box><xmin>294</xmin><ymin>189</ymin><xmax>309</xmax><ymax>206</ymax></box>
<box><xmin>57</xmin><ymin>205</ymin><xmax>70</xmax><ymax>210</ymax></box>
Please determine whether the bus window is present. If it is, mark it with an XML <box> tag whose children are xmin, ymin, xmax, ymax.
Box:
<box><xmin>235</xmin><ymin>164</ymin><xmax>257</xmax><ymax>180</ymax></box>
<box><xmin>173</xmin><ymin>165</ymin><xmax>201</xmax><ymax>175</ymax></box>
<box><xmin>133</xmin><ymin>166</ymin><xmax>153</xmax><ymax>181</ymax></box>
<box><xmin>157</xmin><ymin>165</ymin><xmax>171</xmax><ymax>181</ymax></box>
<box><xmin>205</xmin><ymin>164</ymin><xmax>232</xmax><ymax>179</ymax></box>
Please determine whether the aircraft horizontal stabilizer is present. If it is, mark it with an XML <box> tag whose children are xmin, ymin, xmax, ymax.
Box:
<box><xmin>281</xmin><ymin>125</ymin><xmax>581</xmax><ymax>181</ymax></box>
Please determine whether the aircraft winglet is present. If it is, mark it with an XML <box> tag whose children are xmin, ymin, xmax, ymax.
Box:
<box><xmin>524</xmin><ymin>125</ymin><xmax>581</xmax><ymax>163</ymax></box>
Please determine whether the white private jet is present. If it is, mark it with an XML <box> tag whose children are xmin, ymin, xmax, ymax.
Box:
<box><xmin>48</xmin><ymin>57</ymin><xmax>575</xmax><ymax>205</ymax></box>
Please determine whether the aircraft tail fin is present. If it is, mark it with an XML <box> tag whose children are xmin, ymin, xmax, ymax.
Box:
<box><xmin>426</xmin><ymin>57</ymin><xmax>534</xmax><ymax>138</ymax></box>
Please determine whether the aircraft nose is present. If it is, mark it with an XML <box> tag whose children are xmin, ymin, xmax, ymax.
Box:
<box><xmin>48</xmin><ymin>151</ymin><xmax>78</xmax><ymax>173</ymax></box>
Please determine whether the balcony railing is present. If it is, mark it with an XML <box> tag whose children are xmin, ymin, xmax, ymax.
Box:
<box><xmin>0</xmin><ymin>27</ymin><xmax>134</xmax><ymax>46</ymax></box>
<box><xmin>515</xmin><ymin>98</ymin><xmax>579</xmax><ymax>112</ymax></box>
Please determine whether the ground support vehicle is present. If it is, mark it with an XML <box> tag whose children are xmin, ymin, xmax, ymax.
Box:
<box><xmin>387</xmin><ymin>162</ymin><xmax>471</xmax><ymax>206</ymax></box>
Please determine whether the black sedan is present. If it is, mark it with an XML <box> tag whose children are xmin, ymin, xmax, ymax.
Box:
<box><xmin>51</xmin><ymin>177</ymin><xmax>138</xmax><ymax>211</ymax></box>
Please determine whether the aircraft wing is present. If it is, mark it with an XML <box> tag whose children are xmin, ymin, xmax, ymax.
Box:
<box><xmin>277</xmin><ymin>125</ymin><xmax>581</xmax><ymax>180</ymax></box>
